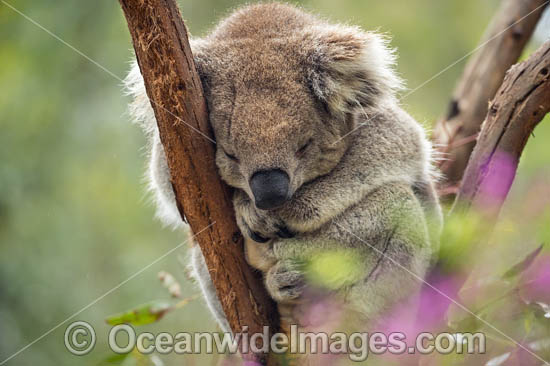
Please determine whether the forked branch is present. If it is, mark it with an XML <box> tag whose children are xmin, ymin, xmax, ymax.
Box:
<box><xmin>433</xmin><ymin>0</ymin><xmax>548</xmax><ymax>195</ymax></box>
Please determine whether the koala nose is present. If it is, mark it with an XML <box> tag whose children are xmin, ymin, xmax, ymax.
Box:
<box><xmin>249</xmin><ymin>169</ymin><xmax>290</xmax><ymax>210</ymax></box>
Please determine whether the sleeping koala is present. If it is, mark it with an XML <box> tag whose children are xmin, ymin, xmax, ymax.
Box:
<box><xmin>125</xmin><ymin>3</ymin><xmax>442</xmax><ymax>332</ymax></box>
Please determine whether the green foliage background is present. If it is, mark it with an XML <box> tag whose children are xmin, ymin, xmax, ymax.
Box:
<box><xmin>0</xmin><ymin>1</ymin><xmax>549</xmax><ymax>365</ymax></box>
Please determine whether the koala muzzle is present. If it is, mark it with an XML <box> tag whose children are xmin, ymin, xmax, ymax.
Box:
<box><xmin>249</xmin><ymin>169</ymin><xmax>290</xmax><ymax>210</ymax></box>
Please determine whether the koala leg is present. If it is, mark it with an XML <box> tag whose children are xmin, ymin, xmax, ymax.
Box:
<box><xmin>270</xmin><ymin>183</ymin><xmax>433</xmax><ymax>326</ymax></box>
<box><xmin>345</xmin><ymin>227</ymin><xmax>431</xmax><ymax>323</ymax></box>
<box><xmin>188</xmin><ymin>243</ymin><xmax>231</xmax><ymax>334</ymax></box>
<box><xmin>244</xmin><ymin>236</ymin><xmax>277</xmax><ymax>272</ymax></box>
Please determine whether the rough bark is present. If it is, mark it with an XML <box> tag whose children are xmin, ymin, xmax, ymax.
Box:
<box><xmin>454</xmin><ymin>41</ymin><xmax>550</xmax><ymax>219</ymax></box>
<box><xmin>433</xmin><ymin>0</ymin><xmax>548</xmax><ymax>195</ymax></box>
<box><xmin>118</xmin><ymin>0</ymin><xmax>279</xmax><ymax>363</ymax></box>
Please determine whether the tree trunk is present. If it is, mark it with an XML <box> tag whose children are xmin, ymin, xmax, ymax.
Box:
<box><xmin>433</xmin><ymin>0</ymin><xmax>548</xmax><ymax>197</ymax></box>
<box><xmin>118</xmin><ymin>0</ymin><xmax>279</xmax><ymax>363</ymax></box>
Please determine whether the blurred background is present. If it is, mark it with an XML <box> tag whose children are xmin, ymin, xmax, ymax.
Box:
<box><xmin>1</xmin><ymin>1</ymin><xmax>549</xmax><ymax>365</ymax></box>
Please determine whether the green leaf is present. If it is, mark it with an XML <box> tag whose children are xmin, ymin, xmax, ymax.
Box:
<box><xmin>105</xmin><ymin>301</ymin><xmax>173</xmax><ymax>326</ymax></box>
<box><xmin>524</xmin><ymin>309</ymin><xmax>535</xmax><ymax>334</ymax></box>
<box><xmin>502</xmin><ymin>244</ymin><xmax>544</xmax><ymax>279</ymax></box>
<box><xmin>448</xmin><ymin>313</ymin><xmax>482</xmax><ymax>333</ymax></box>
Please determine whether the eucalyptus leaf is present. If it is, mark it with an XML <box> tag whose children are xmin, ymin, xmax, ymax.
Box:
<box><xmin>449</xmin><ymin>313</ymin><xmax>482</xmax><ymax>333</ymax></box>
<box><xmin>106</xmin><ymin>301</ymin><xmax>173</xmax><ymax>326</ymax></box>
<box><xmin>502</xmin><ymin>244</ymin><xmax>544</xmax><ymax>279</ymax></box>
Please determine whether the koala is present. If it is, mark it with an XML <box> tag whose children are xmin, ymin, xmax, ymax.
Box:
<box><xmin>125</xmin><ymin>3</ymin><xmax>442</xmax><ymax>333</ymax></box>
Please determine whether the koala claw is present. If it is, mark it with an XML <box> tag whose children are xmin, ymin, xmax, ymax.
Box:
<box><xmin>234</xmin><ymin>191</ymin><xmax>293</xmax><ymax>241</ymax></box>
<box><xmin>266</xmin><ymin>260</ymin><xmax>306</xmax><ymax>302</ymax></box>
<box><xmin>250</xmin><ymin>231</ymin><xmax>270</xmax><ymax>243</ymax></box>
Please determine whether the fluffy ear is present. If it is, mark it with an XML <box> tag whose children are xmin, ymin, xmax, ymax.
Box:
<box><xmin>189</xmin><ymin>38</ymin><xmax>213</xmax><ymax>94</ymax></box>
<box><xmin>302</xmin><ymin>25</ymin><xmax>403</xmax><ymax>118</ymax></box>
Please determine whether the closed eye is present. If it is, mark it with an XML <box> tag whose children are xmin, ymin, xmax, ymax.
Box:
<box><xmin>296</xmin><ymin>139</ymin><xmax>312</xmax><ymax>157</ymax></box>
<box><xmin>223</xmin><ymin>149</ymin><xmax>239</xmax><ymax>163</ymax></box>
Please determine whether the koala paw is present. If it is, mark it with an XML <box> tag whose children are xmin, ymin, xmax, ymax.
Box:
<box><xmin>266</xmin><ymin>260</ymin><xmax>305</xmax><ymax>303</ymax></box>
<box><xmin>234</xmin><ymin>191</ymin><xmax>295</xmax><ymax>242</ymax></box>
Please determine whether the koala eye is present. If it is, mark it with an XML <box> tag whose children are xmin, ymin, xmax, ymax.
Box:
<box><xmin>296</xmin><ymin>139</ymin><xmax>313</xmax><ymax>157</ymax></box>
<box><xmin>223</xmin><ymin>149</ymin><xmax>239</xmax><ymax>163</ymax></box>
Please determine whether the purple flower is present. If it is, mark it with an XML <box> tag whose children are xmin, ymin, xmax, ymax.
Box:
<box><xmin>475</xmin><ymin>151</ymin><xmax>518</xmax><ymax>211</ymax></box>
<box><xmin>519</xmin><ymin>254</ymin><xmax>550</xmax><ymax>304</ymax></box>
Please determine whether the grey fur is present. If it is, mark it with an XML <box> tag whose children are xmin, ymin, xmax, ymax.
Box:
<box><xmin>125</xmin><ymin>3</ymin><xmax>442</xmax><ymax>330</ymax></box>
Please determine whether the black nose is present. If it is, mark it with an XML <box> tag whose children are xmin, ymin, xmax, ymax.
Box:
<box><xmin>249</xmin><ymin>169</ymin><xmax>290</xmax><ymax>210</ymax></box>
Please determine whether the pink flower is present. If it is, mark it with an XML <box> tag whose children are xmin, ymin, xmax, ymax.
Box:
<box><xmin>475</xmin><ymin>151</ymin><xmax>518</xmax><ymax>212</ymax></box>
<box><xmin>519</xmin><ymin>254</ymin><xmax>550</xmax><ymax>304</ymax></box>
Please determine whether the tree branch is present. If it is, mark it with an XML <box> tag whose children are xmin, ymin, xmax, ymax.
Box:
<box><xmin>454</xmin><ymin>41</ymin><xmax>550</xmax><ymax>220</ymax></box>
<box><xmin>433</xmin><ymin>0</ymin><xmax>548</xmax><ymax>194</ymax></box>
<box><xmin>118</xmin><ymin>0</ymin><xmax>279</xmax><ymax>363</ymax></box>
<box><xmin>422</xmin><ymin>41</ymin><xmax>549</xmax><ymax>334</ymax></box>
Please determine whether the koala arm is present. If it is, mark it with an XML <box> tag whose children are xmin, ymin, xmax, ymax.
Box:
<box><xmin>267</xmin><ymin>183</ymin><xmax>433</xmax><ymax>314</ymax></box>
<box><xmin>279</xmin><ymin>107</ymin><xmax>432</xmax><ymax>233</ymax></box>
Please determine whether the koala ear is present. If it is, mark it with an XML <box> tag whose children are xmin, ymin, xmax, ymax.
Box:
<box><xmin>189</xmin><ymin>38</ymin><xmax>212</xmax><ymax>93</ymax></box>
<box><xmin>302</xmin><ymin>25</ymin><xmax>403</xmax><ymax>118</ymax></box>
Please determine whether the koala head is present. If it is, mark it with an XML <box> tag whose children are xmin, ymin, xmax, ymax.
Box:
<box><xmin>193</xmin><ymin>3</ymin><xmax>402</xmax><ymax>210</ymax></box>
